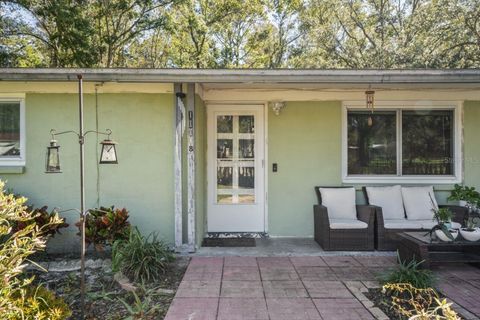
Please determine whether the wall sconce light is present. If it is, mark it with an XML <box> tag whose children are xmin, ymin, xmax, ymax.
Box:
<box><xmin>100</xmin><ymin>138</ymin><xmax>118</xmax><ymax>164</ymax></box>
<box><xmin>45</xmin><ymin>139</ymin><xmax>61</xmax><ymax>173</ymax></box>
<box><xmin>270</xmin><ymin>101</ymin><xmax>286</xmax><ymax>116</ymax></box>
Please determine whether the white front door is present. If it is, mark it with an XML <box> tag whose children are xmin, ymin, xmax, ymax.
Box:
<box><xmin>207</xmin><ymin>105</ymin><xmax>265</xmax><ymax>232</ymax></box>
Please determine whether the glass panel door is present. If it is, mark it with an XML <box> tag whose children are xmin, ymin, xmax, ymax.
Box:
<box><xmin>216</xmin><ymin>115</ymin><xmax>255</xmax><ymax>204</ymax></box>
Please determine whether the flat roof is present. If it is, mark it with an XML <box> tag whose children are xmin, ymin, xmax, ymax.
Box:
<box><xmin>0</xmin><ymin>68</ymin><xmax>480</xmax><ymax>84</ymax></box>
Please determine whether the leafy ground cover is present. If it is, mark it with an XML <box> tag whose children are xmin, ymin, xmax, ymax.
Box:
<box><xmin>28</xmin><ymin>256</ymin><xmax>188</xmax><ymax>320</ymax></box>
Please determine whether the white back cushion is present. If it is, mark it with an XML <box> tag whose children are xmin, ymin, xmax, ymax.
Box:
<box><xmin>320</xmin><ymin>187</ymin><xmax>357</xmax><ymax>220</ymax></box>
<box><xmin>366</xmin><ymin>185</ymin><xmax>405</xmax><ymax>220</ymax></box>
<box><xmin>401</xmin><ymin>186</ymin><xmax>438</xmax><ymax>220</ymax></box>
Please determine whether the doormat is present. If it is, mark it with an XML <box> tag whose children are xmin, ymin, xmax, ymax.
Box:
<box><xmin>202</xmin><ymin>237</ymin><xmax>256</xmax><ymax>247</ymax></box>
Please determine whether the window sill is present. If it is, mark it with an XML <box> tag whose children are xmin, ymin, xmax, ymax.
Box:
<box><xmin>343</xmin><ymin>176</ymin><xmax>461</xmax><ymax>185</ymax></box>
<box><xmin>0</xmin><ymin>166</ymin><xmax>25</xmax><ymax>174</ymax></box>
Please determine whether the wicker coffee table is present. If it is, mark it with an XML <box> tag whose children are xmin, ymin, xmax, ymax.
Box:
<box><xmin>397</xmin><ymin>232</ymin><xmax>480</xmax><ymax>268</ymax></box>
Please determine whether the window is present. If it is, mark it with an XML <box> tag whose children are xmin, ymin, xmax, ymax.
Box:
<box><xmin>0</xmin><ymin>99</ymin><xmax>25</xmax><ymax>166</ymax></box>
<box><xmin>343</xmin><ymin>103</ymin><xmax>461</xmax><ymax>183</ymax></box>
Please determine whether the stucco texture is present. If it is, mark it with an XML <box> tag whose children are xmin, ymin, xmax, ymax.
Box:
<box><xmin>0</xmin><ymin>93</ymin><xmax>174</xmax><ymax>252</ymax></box>
<box><xmin>464</xmin><ymin>101</ymin><xmax>480</xmax><ymax>190</ymax></box>
<box><xmin>267</xmin><ymin>101</ymin><xmax>342</xmax><ymax>237</ymax></box>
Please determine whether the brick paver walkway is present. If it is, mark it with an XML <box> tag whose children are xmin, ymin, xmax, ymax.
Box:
<box><xmin>165</xmin><ymin>256</ymin><xmax>480</xmax><ymax>320</ymax></box>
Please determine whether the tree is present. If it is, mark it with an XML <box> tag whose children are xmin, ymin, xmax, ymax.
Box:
<box><xmin>1</xmin><ymin>0</ymin><xmax>98</xmax><ymax>67</ymax></box>
<box><xmin>1</xmin><ymin>0</ymin><xmax>479</xmax><ymax>68</ymax></box>
<box><xmin>246</xmin><ymin>0</ymin><xmax>304</xmax><ymax>68</ymax></box>
<box><xmin>166</xmin><ymin>0</ymin><xmax>247</xmax><ymax>68</ymax></box>
<box><xmin>91</xmin><ymin>0</ymin><xmax>174</xmax><ymax>67</ymax></box>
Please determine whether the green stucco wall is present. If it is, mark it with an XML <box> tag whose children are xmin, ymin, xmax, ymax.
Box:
<box><xmin>268</xmin><ymin>101</ymin><xmax>342</xmax><ymax>237</ymax></box>
<box><xmin>2</xmin><ymin>91</ymin><xmax>479</xmax><ymax>247</ymax></box>
<box><xmin>0</xmin><ymin>92</ymin><xmax>174</xmax><ymax>252</ymax></box>
<box><xmin>266</xmin><ymin>100</ymin><xmax>480</xmax><ymax>238</ymax></box>
<box><xmin>464</xmin><ymin>101</ymin><xmax>480</xmax><ymax>190</ymax></box>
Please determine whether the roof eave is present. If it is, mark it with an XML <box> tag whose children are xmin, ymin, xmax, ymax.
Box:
<box><xmin>0</xmin><ymin>68</ymin><xmax>479</xmax><ymax>84</ymax></box>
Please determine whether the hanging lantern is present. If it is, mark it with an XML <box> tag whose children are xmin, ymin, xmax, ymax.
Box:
<box><xmin>45</xmin><ymin>140</ymin><xmax>61</xmax><ymax>173</ymax></box>
<box><xmin>365</xmin><ymin>90</ymin><xmax>375</xmax><ymax>110</ymax></box>
<box><xmin>99</xmin><ymin>139</ymin><xmax>118</xmax><ymax>164</ymax></box>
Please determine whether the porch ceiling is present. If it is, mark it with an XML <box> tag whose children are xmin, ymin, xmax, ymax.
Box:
<box><xmin>1</xmin><ymin>69</ymin><xmax>480</xmax><ymax>89</ymax></box>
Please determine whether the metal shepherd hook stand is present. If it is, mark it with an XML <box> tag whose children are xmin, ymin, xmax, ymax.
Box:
<box><xmin>45</xmin><ymin>75</ymin><xmax>118</xmax><ymax>319</ymax></box>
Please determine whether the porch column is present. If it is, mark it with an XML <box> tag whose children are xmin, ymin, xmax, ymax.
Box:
<box><xmin>174</xmin><ymin>83</ymin><xmax>184</xmax><ymax>250</ymax></box>
<box><xmin>186</xmin><ymin>83</ymin><xmax>196</xmax><ymax>252</ymax></box>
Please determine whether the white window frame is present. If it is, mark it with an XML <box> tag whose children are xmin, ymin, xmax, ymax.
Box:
<box><xmin>0</xmin><ymin>94</ymin><xmax>26</xmax><ymax>167</ymax></box>
<box><xmin>342</xmin><ymin>100</ymin><xmax>462</xmax><ymax>184</ymax></box>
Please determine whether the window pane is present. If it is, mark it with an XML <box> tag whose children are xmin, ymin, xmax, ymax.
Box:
<box><xmin>217</xmin><ymin>139</ymin><xmax>233</xmax><ymax>159</ymax></box>
<box><xmin>239</xmin><ymin>167</ymin><xmax>254</xmax><ymax>189</ymax></box>
<box><xmin>402</xmin><ymin>110</ymin><xmax>454</xmax><ymax>175</ymax></box>
<box><xmin>0</xmin><ymin>103</ymin><xmax>20</xmax><ymax>157</ymax></box>
<box><xmin>217</xmin><ymin>167</ymin><xmax>233</xmax><ymax>189</ymax></box>
<box><xmin>239</xmin><ymin>115</ymin><xmax>254</xmax><ymax>133</ymax></box>
<box><xmin>217</xmin><ymin>116</ymin><xmax>233</xmax><ymax>133</ymax></box>
<box><xmin>348</xmin><ymin>111</ymin><xmax>397</xmax><ymax>175</ymax></box>
<box><xmin>239</xmin><ymin>139</ymin><xmax>254</xmax><ymax>158</ymax></box>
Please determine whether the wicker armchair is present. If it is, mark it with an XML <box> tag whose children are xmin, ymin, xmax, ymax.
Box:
<box><xmin>313</xmin><ymin>187</ymin><xmax>375</xmax><ymax>251</ymax></box>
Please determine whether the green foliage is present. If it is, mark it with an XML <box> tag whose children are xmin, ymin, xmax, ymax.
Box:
<box><xmin>13</xmin><ymin>285</ymin><xmax>72</xmax><ymax>320</ymax></box>
<box><xmin>433</xmin><ymin>207</ymin><xmax>453</xmax><ymax>224</ymax></box>
<box><xmin>12</xmin><ymin>206</ymin><xmax>68</xmax><ymax>238</ymax></box>
<box><xmin>465</xmin><ymin>216</ymin><xmax>480</xmax><ymax>231</ymax></box>
<box><xmin>382</xmin><ymin>283</ymin><xmax>460</xmax><ymax>320</ymax></box>
<box><xmin>448</xmin><ymin>184</ymin><xmax>480</xmax><ymax>209</ymax></box>
<box><xmin>117</xmin><ymin>285</ymin><xmax>165</xmax><ymax>320</ymax></box>
<box><xmin>0</xmin><ymin>180</ymin><xmax>71</xmax><ymax>319</ymax></box>
<box><xmin>112</xmin><ymin>227</ymin><xmax>175</xmax><ymax>283</ymax></box>
<box><xmin>1</xmin><ymin>0</ymin><xmax>479</xmax><ymax>68</ymax></box>
<box><xmin>380</xmin><ymin>253</ymin><xmax>434</xmax><ymax>289</ymax></box>
<box><xmin>78</xmin><ymin>206</ymin><xmax>131</xmax><ymax>247</ymax></box>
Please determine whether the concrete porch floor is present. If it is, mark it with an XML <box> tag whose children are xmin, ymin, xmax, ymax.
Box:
<box><xmin>194</xmin><ymin>237</ymin><xmax>396</xmax><ymax>257</ymax></box>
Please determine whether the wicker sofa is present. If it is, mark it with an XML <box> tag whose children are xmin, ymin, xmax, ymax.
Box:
<box><xmin>313</xmin><ymin>186</ymin><xmax>375</xmax><ymax>251</ymax></box>
<box><xmin>363</xmin><ymin>186</ymin><xmax>468</xmax><ymax>251</ymax></box>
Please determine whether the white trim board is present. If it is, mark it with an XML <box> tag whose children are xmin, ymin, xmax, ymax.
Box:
<box><xmin>341</xmin><ymin>100</ymin><xmax>463</xmax><ymax>184</ymax></box>
<box><xmin>0</xmin><ymin>97</ymin><xmax>26</xmax><ymax>167</ymax></box>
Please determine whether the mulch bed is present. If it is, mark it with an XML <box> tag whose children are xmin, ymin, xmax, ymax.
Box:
<box><xmin>27</xmin><ymin>255</ymin><xmax>188</xmax><ymax>320</ymax></box>
<box><xmin>365</xmin><ymin>288</ymin><xmax>407</xmax><ymax>320</ymax></box>
<box><xmin>366</xmin><ymin>287</ymin><xmax>467</xmax><ymax>320</ymax></box>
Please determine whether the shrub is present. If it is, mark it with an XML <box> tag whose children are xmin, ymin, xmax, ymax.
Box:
<box><xmin>77</xmin><ymin>206</ymin><xmax>131</xmax><ymax>247</ymax></box>
<box><xmin>382</xmin><ymin>283</ymin><xmax>460</xmax><ymax>320</ymax></box>
<box><xmin>112</xmin><ymin>227</ymin><xmax>175</xmax><ymax>283</ymax></box>
<box><xmin>380</xmin><ymin>253</ymin><xmax>434</xmax><ymax>289</ymax></box>
<box><xmin>0</xmin><ymin>180</ymin><xmax>71</xmax><ymax>319</ymax></box>
<box><xmin>13</xmin><ymin>285</ymin><xmax>72</xmax><ymax>320</ymax></box>
<box><xmin>12</xmin><ymin>205</ymin><xmax>69</xmax><ymax>238</ymax></box>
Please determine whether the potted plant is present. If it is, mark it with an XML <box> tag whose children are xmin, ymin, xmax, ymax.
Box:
<box><xmin>427</xmin><ymin>206</ymin><xmax>458</xmax><ymax>242</ymax></box>
<box><xmin>459</xmin><ymin>217</ymin><xmax>480</xmax><ymax>242</ymax></box>
<box><xmin>448</xmin><ymin>184</ymin><xmax>480</xmax><ymax>212</ymax></box>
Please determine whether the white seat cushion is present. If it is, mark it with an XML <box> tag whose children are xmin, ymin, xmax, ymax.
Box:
<box><xmin>401</xmin><ymin>186</ymin><xmax>438</xmax><ymax>220</ymax></box>
<box><xmin>417</xmin><ymin>220</ymin><xmax>436</xmax><ymax>229</ymax></box>
<box><xmin>320</xmin><ymin>187</ymin><xmax>357</xmax><ymax>220</ymax></box>
<box><xmin>410</xmin><ymin>220</ymin><xmax>461</xmax><ymax>230</ymax></box>
<box><xmin>366</xmin><ymin>185</ymin><xmax>405</xmax><ymax>220</ymax></box>
<box><xmin>384</xmin><ymin>219</ymin><xmax>422</xmax><ymax>229</ymax></box>
<box><xmin>329</xmin><ymin>219</ymin><xmax>368</xmax><ymax>229</ymax></box>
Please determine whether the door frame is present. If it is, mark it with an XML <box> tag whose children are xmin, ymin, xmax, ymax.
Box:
<box><xmin>206</xmin><ymin>103</ymin><xmax>268</xmax><ymax>233</ymax></box>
